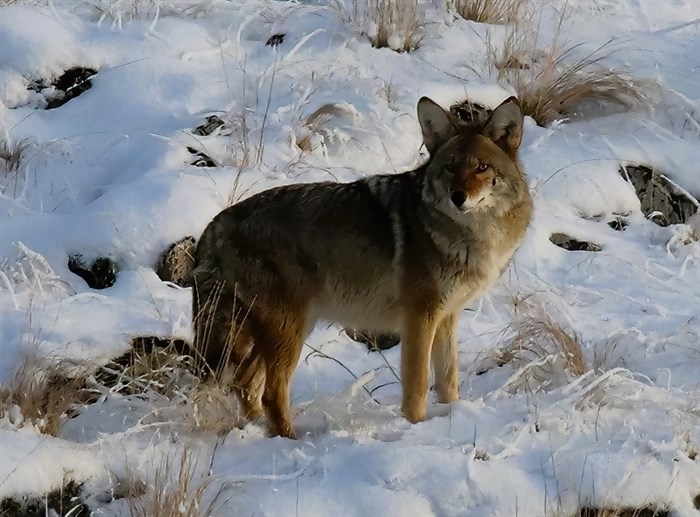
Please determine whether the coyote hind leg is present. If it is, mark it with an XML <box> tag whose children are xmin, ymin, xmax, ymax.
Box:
<box><xmin>253</xmin><ymin>310</ymin><xmax>307</xmax><ymax>439</ymax></box>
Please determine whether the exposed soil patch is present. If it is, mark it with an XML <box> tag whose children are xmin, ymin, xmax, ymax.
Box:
<box><xmin>620</xmin><ymin>164</ymin><xmax>699</xmax><ymax>227</ymax></box>
<box><xmin>549</xmin><ymin>233</ymin><xmax>602</xmax><ymax>252</ymax></box>
<box><xmin>67</xmin><ymin>254</ymin><xmax>117</xmax><ymax>289</ymax></box>
<box><xmin>29</xmin><ymin>67</ymin><xmax>97</xmax><ymax>110</ymax></box>
<box><xmin>0</xmin><ymin>480</ymin><xmax>88</xmax><ymax>517</ymax></box>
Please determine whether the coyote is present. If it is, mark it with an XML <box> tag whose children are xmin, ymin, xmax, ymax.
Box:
<box><xmin>192</xmin><ymin>96</ymin><xmax>532</xmax><ymax>438</ymax></box>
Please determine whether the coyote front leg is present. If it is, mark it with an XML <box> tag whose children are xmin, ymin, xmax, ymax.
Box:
<box><xmin>432</xmin><ymin>312</ymin><xmax>459</xmax><ymax>404</ymax></box>
<box><xmin>401</xmin><ymin>314</ymin><xmax>437</xmax><ymax>423</ymax></box>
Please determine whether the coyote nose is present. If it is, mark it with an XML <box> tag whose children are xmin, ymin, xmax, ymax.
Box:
<box><xmin>451</xmin><ymin>191</ymin><xmax>466</xmax><ymax>208</ymax></box>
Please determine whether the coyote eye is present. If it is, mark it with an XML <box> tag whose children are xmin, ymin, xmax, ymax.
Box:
<box><xmin>445</xmin><ymin>163</ymin><xmax>457</xmax><ymax>175</ymax></box>
<box><xmin>476</xmin><ymin>163</ymin><xmax>490</xmax><ymax>173</ymax></box>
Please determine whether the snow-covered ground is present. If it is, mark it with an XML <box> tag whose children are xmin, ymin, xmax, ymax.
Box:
<box><xmin>1</xmin><ymin>0</ymin><xmax>699</xmax><ymax>515</ymax></box>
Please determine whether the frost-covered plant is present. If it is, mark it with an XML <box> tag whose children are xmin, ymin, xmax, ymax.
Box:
<box><xmin>83</xmin><ymin>0</ymin><xmax>216</xmax><ymax>28</ymax></box>
<box><xmin>447</xmin><ymin>0</ymin><xmax>527</xmax><ymax>24</ymax></box>
<box><xmin>335</xmin><ymin>0</ymin><xmax>423</xmax><ymax>53</ymax></box>
<box><xmin>295</xmin><ymin>102</ymin><xmax>361</xmax><ymax>155</ymax></box>
<box><xmin>126</xmin><ymin>445</ymin><xmax>224</xmax><ymax>517</ymax></box>
<box><xmin>0</xmin><ymin>352</ymin><xmax>91</xmax><ymax>435</ymax></box>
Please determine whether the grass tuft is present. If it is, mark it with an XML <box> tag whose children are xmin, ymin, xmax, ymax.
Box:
<box><xmin>486</xmin><ymin>20</ymin><xmax>648</xmax><ymax>125</ymax></box>
<box><xmin>335</xmin><ymin>0</ymin><xmax>422</xmax><ymax>53</ymax></box>
<box><xmin>0</xmin><ymin>137</ymin><xmax>32</xmax><ymax>176</ymax></box>
<box><xmin>125</xmin><ymin>445</ymin><xmax>224</xmax><ymax>517</ymax></box>
<box><xmin>448</xmin><ymin>0</ymin><xmax>527</xmax><ymax>24</ymax></box>
<box><xmin>477</xmin><ymin>305</ymin><xmax>587</xmax><ymax>393</ymax></box>
<box><xmin>0</xmin><ymin>352</ymin><xmax>91</xmax><ymax>436</ymax></box>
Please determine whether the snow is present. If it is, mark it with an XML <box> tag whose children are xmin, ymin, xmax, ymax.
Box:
<box><xmin>1</xmin><ymin>0</ymin><xmax>699</xmax><ymax>515</ymax></box>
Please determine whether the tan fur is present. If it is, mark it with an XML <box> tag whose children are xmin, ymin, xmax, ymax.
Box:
<box><xmin>192</xmin><ymin>96</ymin><xmax>533</xmax><ymax>438</ymax></box>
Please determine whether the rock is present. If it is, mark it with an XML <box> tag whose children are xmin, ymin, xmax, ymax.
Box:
<box><xmin>345</xmin><ymin>328</ymin><xmax>401</xmax><ymax>351</ymax></box>
<box><xmin>156</xmin><ymin>236</ymin><xmax>196</xmax><ymax>287</ymax></box>
<box><xmin>549</xmin><ymin>233</ymin><xmax>602</xmax><ymax>252</ymax></box>
<box><xmin>68</xmin><ymin>254</ymin><xmax>117</xmax><ymax>289</ymax></box>
<box><xmin>266</xmin><ymin>34</ymin><xmax>285</xmax><ymax>47</ymax></box>
<box><xmin>186</xmin><ymin>146</ymin><xmax>216</xmax><ymax>167</ymax></box>
<box><xmin>194</xmin><ymin>115</ymin><xmax>225</xmax><ymax>136</ymax></box>
<box><xmin>607</xmin><ymin>217</ymin><xmax>628</xmax><ymax>231</ymax></box>
<box><xmin>620</xmin><ymin>165</ymin><xmax>699</xmax><ymax>227</ymax></box>
<box><xmin>29</xmin><ymin>67</ymin><xmax>97</xmax><ymax>110</ymax></box>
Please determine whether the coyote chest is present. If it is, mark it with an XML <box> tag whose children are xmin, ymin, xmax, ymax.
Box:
<box><xmin>439</xmin><ymin>220</ymin><xmax>525</xmax><ymax>314</ymax></box>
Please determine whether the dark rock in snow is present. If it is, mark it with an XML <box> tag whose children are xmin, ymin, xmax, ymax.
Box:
<box><xmin>620</xmin><ymin>164</ymin><xmax>699</xmax><ymax>227</ymax></box>
<box><xmin>607</xmin><ymin>217</ymin><xmax>628</xmax><ymax>231</ymax></box>
<box><xmin>266</xmin><ymin>34</ymin><xmax>285</xmax><ymax>47</ymax></box>
<box><xmin>187</xmin><ymin>146</ymin><xmax>216</xmax><ymax>167</ymax></box>
<box><xmin>345</xmin><ymin>328</ymin><xmax>401</xmax><ymax>351</ymax></box>
<box><xmin>29</xmin><ymin>67</ymin><xmax>97</xmax><ymax>110</ymax></box>
<box><xmin>194</xmin><ymin>115</ymin><xmax>225</xmax><ymax>136</ymax></box>
<box><xmin>68</xmin><ymin>254</ymin><xmax>117</xmax><ymax>289</ymax></box>
<box><xmin>156</xmin><ymin>236</ymin><xmax>197</xmax><ymax>287</ymax></box>
<box><xmin>549</xmin><ymin>233</ymin><xmax>602</xmax><ymax>252</ymax></box>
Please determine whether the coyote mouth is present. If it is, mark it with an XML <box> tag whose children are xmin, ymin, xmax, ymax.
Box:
<box><xmin>455</xmin><ymin>196</ymin><xmax>486</xmax><ymax>213</ymax></box>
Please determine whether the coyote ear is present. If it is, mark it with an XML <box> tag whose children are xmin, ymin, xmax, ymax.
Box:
<box><xmin>417</xmin><ymin>97</ymin><xmax>457</xmax><ymax>155</ymax></box>
<box><xmin>483</xmin><ymin>96</ymin><xmax>523</xmax><ymax>157</ymax></box>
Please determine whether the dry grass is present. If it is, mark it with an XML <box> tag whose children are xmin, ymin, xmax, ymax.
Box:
<box><xmin>185</xmin><ymin>379</ymin><xmax>246</xmax><ymax>436</ymax></box>
<box><xmin>96</xmin><ymin>338</ymin><xmax>199</xmax><ymax>399</ymax></box>
<box><xmin>295</xmin><ymin>102</ymin><xmax>359</xmax><ymax>154</ymax></box>
<box><xmin>223</xmin><ymin>108</ymin><xmax>256</xmax><ymax>169</ymax></box>
<box><xmin>97</xmin><ymin>336</ymin><xmax>247</xmax><ymax>435</ymax></box>
<box><xmin>486</xmin><ymin>19</ymin><xmax>647</xmax><ymax>126</ymax></box>
<box><xmin>574</xmin><ymin>505</ymin><xmax>670</xmax><ymax>517</ymax></box>
<box><xmin>126</xmin><ymin>445</ymin><xmax>225</xmax><ymax>517</ymax></box>
<box><xmin>483</xmin><ymin>307</ymin><xmax>587</xmax><ymax>393</ymax></box>
<box><xmin>0</xmin><ymin>137</ymin><xmax>32</xmax><ymax>176</ymax></box>
<box><xmin>335</xmin><ymin>0</ymin><xmax>422</xmax><ymax>53</ymax></box>
<box><xmin>448</xmin><ymin>0</ymin><xmax>527</xmax><ymax>24</ymax></box>
<box><xmin>0</xmin><ymin>352</ymin><xmax>91</xmax><ymax>435</ymax></box>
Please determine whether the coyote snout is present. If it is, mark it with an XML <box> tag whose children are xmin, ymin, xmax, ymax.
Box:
<box><xmin>192</xmin><ymin>95</ymin><xmax>532</xmax><ymax>438</ymax></box>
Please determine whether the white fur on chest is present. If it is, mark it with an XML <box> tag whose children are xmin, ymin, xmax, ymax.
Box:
<box><xmin>441</xmin><ymin>239</ymin><xmax>517</xmax><ymax>314</ymax></box>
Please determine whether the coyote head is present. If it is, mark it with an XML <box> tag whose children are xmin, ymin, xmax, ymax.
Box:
<box><xmin>418</xmin><ymin>96</ymin><xmax>527</xmax><ymax>218</ymax></box>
